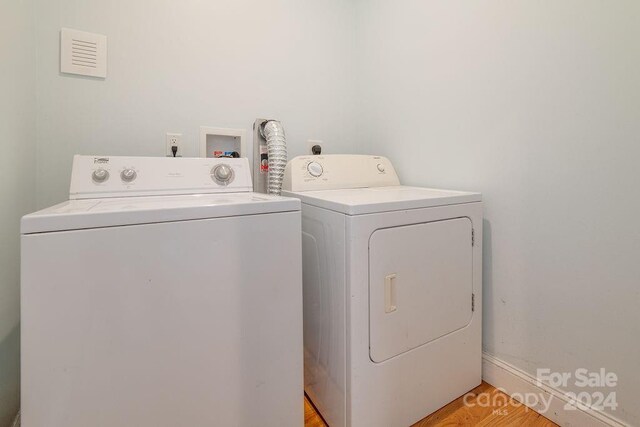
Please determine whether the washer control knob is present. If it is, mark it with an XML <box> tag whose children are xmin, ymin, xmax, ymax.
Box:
<box><xmin>120</xmin><ymin>169</ymin><xmax>137</xmax><ymax>183</ymax></box>
<box><xmin>92</xmin><ymin>168</ymin><xmax>110</xmax><ymax>183</ymax></box>
<box><xmin>377</xmin><ymin>163</ymin><xmax>386</xmax><ymax>173</ymax></box>
<box><xmin>307</xmin><ymin>162</ymin><xmax>324</xmax><ymax>177</ymax></box>
<box><xmin>212</xmin><ymin>164</ymin><xmax>234</xmax><ymax>185</ymax></box>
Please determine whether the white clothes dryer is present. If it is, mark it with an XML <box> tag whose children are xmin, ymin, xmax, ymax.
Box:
<box><xmin>283</xmin><ymin>154</ymin><xmax>482</xmax><ymax>427</ymax></box>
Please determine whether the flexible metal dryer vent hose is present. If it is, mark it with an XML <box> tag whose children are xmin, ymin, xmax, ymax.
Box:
<box><xmin>260</xmin><ymin>120</ymin><xmax>287</xmax><ymax>195</ymax></box>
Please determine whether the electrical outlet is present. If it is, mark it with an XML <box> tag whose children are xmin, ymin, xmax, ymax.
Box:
<box><xmin>166</xmin><ymin>133</ymin><xmax>183</xmax><ymax>157</ymax></box>
<box><xmin>307</xmin><ymin>140</ymin><xmax>323</xmax><ymax>155</ymax></box>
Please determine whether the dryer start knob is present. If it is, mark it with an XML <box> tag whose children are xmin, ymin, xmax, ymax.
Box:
<box><xmin>307</xmin><ymin>162</ymin><xmax>324</xmax><ymax>178</ymax></box>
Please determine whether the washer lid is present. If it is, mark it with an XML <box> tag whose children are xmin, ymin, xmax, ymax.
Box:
<box><xmin>284</xmin><ymin>186</ymin><xmax>481</xmax><ymax>215</ymax></box>
<box><xmin>21</xmin><ymin>193</ymin><xmax>300</xmax><ymax>234</ymax></box>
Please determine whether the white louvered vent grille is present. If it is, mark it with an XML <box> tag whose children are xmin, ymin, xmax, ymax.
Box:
<box><xmin>61</xmin><ymin>28</ymin><xmax>107</xmax><ymax>78</ymax></box>
<box><xmin>71</xmin><ymin>39</ymin><xmax>98</xmax><ymax>68</ymax></box>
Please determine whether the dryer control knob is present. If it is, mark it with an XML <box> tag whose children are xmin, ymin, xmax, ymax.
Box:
<box><xmin>212</xmin><ymin>164</ymin><xmax>234</xmax><ymax>185</ymax></box>
<box><xmin>120</xmin><ymin>169</ymin><xmax>137</xmax><ymax>183</ymax></box>
<box><xmin>377</xmin><ymin>163</ymin><xmax>386</xmax><ymax>173</ymax></box>
<box><xmin>307</xmin><ymin>162</ymin><xmax>324</xmax><ymax>177</ymax></box>
<box><xmin>92</xmin><ymin>168</ymin><xmax>110</xmax><ymax>183</ymax></box>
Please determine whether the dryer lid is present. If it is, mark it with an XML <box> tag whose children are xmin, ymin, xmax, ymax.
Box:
<box><xmin>284</xmin><ymin>186</ymin><xmax>481</xmax><ymax>215</ymax></box>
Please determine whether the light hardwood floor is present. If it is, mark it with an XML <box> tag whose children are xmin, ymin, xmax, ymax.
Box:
<box><xmin>304</xmin><ymin>382</ymin><xmax>559</xmax><ymax>426</ymax></box>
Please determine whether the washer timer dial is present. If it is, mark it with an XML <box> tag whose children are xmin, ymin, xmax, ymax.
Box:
<box><xmin>211</xmin><ymin>164</ymin><xmax>235</xmax><ymax>185</ymax></box>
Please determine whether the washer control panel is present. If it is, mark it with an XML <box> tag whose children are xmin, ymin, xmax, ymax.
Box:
<box><xmin>282</xmin><ymin>155</ymin><xmax>400</xmax><ymax>192</ymax></box>
<box><xmin>70</xmin><ymin>155</ymin><xmax>252</xmax><ymax>200</ymax></box>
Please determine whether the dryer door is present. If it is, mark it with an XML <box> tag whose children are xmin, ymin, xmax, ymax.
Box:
<box><xmin>369</xmin><ymin>217</ymin><xmax>473</xmax><ymax>363</ymax></box>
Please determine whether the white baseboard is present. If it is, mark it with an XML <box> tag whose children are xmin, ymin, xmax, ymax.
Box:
<box><xmin>482</xmin><ymin>353</ymin><xmax>627</xmax><ymax>427</ymax></box>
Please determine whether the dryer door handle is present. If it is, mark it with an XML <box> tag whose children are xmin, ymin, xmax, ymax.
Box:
<box><xmin>384</xmin><ymin>274</ymin><xmax>397</xmax><ymax>313</ymax></box>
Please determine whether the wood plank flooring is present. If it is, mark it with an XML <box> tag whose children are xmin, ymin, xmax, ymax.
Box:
<box><xmin>304</xmin><ymin>382</ymin><xmax>558</xmax><ymax>426</ymax></box>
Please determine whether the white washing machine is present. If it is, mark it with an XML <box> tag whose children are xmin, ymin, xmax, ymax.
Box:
<box><xmin>282</xmin><ymin>155</ymin><xmax>483</xmax><ymax>427</ymax></box>
<box><xmin>21</xmin><ymin>155</ymin><xmax>302</xmax><ymax>427</ymax></box>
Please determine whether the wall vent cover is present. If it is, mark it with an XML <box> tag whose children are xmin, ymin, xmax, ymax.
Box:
<box><xmin>60</xmin><ymin>28</ymin><xmax>107</xmax><ymax>78</ymax></box>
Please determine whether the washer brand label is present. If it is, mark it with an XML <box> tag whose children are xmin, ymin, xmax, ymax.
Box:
<box><xmin>94</xmin><ymin>157</ymin><xmax>110</xmax><ymax>164</ymax></box>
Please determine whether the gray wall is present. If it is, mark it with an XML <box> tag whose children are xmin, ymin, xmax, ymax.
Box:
<box><xmin>355</xmin><ymin>1</ymin><xmax>640</xmax><ymax>425</ymax></box>
<box><xmin>35</xmin><ymin>0</ymin><xmax>361</xmax><ymax>208</ymax></box>
<box><xmin>0</xmin><ymin>0</ymin><xmax>37</xmax><ymax>425</ymax></box>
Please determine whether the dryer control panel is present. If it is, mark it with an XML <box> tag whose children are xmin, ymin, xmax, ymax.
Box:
<box><xmin>70</xmin><ymin>155</ymin><xmax>253</xmax><ymax>199</ymax></box>
<box><xmin>282</xmin><ymin>155</ymin><xmax>400</xmax><ymax>192</ymax></box>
